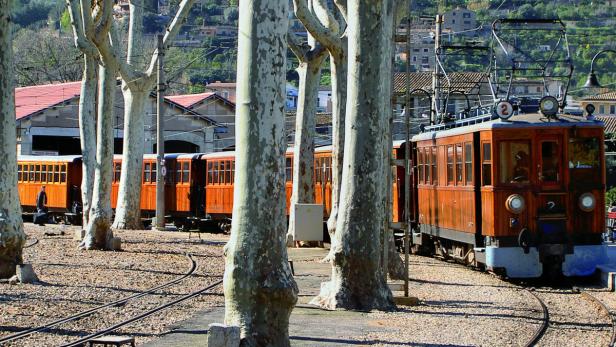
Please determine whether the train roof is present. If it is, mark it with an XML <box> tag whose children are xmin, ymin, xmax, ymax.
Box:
<box><xmin>18</xmin><ymin>155</ymin><xmax>82</xmax><ymax>163</ymax></box>
<box><xmin>412</xmin><ymin>113</ymin><xmax>603</xmax><ymax>142</ymax></box>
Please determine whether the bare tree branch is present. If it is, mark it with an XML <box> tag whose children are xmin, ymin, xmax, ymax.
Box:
<box><xmin>293</xmin><ymin>0</ymin><xmax>341</xmax><ymax>51</ymax></box>
<box><xmin>288</xmin><ymin>29</ymin><xmax>308</xmax><ymax>61</ymax></box>
<box><xmin>145</xmin><ymin>0</ymin><xmax>197</xmax><ymax>78</ymax></box>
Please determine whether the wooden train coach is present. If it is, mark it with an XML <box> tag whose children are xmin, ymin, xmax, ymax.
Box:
<box><xmin>406</xmin><ymin>112</ymin><xmax>612</xmax><ymax>278</ymax></box>
<box><xmin>17</xmin><ymin>155</ymin><xmax>82</xmax><ymax>223</ymax></box>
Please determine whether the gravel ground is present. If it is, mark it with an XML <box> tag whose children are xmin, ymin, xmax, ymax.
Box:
<box><xmin>0</xmin><ymin>223</ymin><xmax>226</xmax><ymax>347</ymax></box>
<box><xmin>3</xmin><ymin>225</ymin><xmax>615</xmax><ymax>347</ymax></box>
<box><xmin>358</xmin><ymin>256</ymin><xmax>544</xmax><ymax>346</ymax></box>
<box><xmin>532</xmin><ymin>287</ymin><xmax>612</xmax><ymax>347</ymax></box>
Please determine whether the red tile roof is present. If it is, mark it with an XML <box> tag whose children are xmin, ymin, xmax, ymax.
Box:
<box><xmin>15</xmin><ymin>82</ymin><xmax>82</xmax><ymax>120</ymax></box>
<box><xmin>166</xmin><ymin>92</ymin><xmax>216</xmax><ymax>108</ymax></box>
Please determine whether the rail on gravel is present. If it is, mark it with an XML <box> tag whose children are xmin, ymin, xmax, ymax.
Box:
<box><xmin>23</xmin><ymin>238</ymin><xmax>39</xmax><ymax>248</ymax></box>
<box><xmin>61</xmin><ymin>279</ymin><xmax>224</xmax><ymax>347</ymax></box>
<box><xmin>580</xmin><ymin>290</ymin><xmax>616</xmax><ymax>347</ymax></box>
<box><xmin>523</xmin><ymin>288</ymin><xmax>549</xmax><ymax>347</ymax></box>
<box><xmin>0</xmin><ymin>253</ymin><xmax>197</xmax><ymax>344</ymax></box>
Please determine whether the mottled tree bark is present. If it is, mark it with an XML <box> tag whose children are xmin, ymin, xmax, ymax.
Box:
<box><xmin>383</xmin><ymin>0</ymin><xmax>406</xmax><ymax>280</ymax></box>
<box><xmin>294</xmin><ymin>0</ymin><xmax>348</xmax><ymax>245</ymax></box>
<box><xmin>81</xmin><ymin>63</ymin><xmax>116</xmax><ymax>249</ymax></box>
<box><xmin>112</xmin><ymin>89</ymin><xmax>147</xmax><ymax>230</ymax></box>
<box><xmin>310</xmin><ymin>0</ymin><xmax>394</xmax><ymax>311</ymax></box>
<box><xmin>78</xmin><ymin>55</ymin><xmax>97</xmax><ymax>228</ymax></box>
<box><xmin>223</xmin><ymin>1</ymin><xmax>297</xmax><ymax>345</ymax></box>
<box><xmin>287</xmin><ymin>25</ymin><xmax>327</xmax><ymax>239</ymax></box>
<box><xmin>0</xmin><ymin>0</ymin><xmax>26</xmax><ymax>278</ymax></box>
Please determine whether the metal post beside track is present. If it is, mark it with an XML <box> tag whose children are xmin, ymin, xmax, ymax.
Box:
<box><xmin>155</xmin><ymin>34</ymin><xmax>166</xmax><ymax>231</ymax></box>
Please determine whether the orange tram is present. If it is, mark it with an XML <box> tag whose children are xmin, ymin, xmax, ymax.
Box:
<box><xmin>16</xmin><ymin>111</ymin><xmax>613</xmax><ymax>278</ymax></box>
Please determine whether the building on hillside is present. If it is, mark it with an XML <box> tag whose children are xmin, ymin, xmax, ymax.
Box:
<box><xmin>206</xmin><ymin>81</ymin><xmax>237</xmax><ymax>102</ymax></box>
<box><xmin>198</xmin><ymin>25</ymin><xmax>238</xmax><ymax>38</ymax></box>
<box><xmin>396</xmin><ymin>18</ymin><xmax>436</xmax><ymax>72</ymax></box>
<box><xmin>442</xmin><ymin>8</ymin><xmax>477</xmax><ymax>35</ymax></box>
<box><xmin>317</xmin><ymin>86</ymin><xmax>332</xmax><ymax>113</ymax></box>
<box><xmin>491</xmin><ymin>78</ymin><xmax>565</xmax><ymax>100</ymax></box>
<box><xmin>166</xmin><ymin>92</ymin><xmax>236</xmax><ymax>151</ymax></box>
<box><xmin>581</xmin><ymin>91</ymin><xmax>616</xmax><ymax>116</ymax></box>
<box><xmin>14</xmin><ymin>82</ymin><xmax>227</xmax><ymax>156</ymax></box>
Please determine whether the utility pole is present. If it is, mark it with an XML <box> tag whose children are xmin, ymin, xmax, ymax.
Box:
<box><xmin>403</xmin><ymin>11</ymin><xmax>412</xmax><ymax>299</ymax></box>
<box><xmin>432</xmin><ymin>14</ymin><xmax>443</xmax><ymax>124</ymax></box>
<box><xmin>155</xmin><ymin>34</ymin><xmax>165</xmax><ymax>231</ymax></box>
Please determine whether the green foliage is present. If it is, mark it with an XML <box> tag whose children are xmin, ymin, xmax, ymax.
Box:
<box><xmin>607</xmin><ymin>187</ymin><xmax>616</xmax><ymax>207</ymax></box>
<box><xmin>60</xmin><ymin>9</ymin><xmax>71</xmax><ymax>33</ymax></box>
<box><xmin>12</xmin><ymin>0</ymin><xmax>54</xmax><ymax>28</ymax></box>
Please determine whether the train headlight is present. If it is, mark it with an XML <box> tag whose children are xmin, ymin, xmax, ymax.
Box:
<box><xmin>578</xmin><ymin>193</ymin><xmax>596</xmax><ymax>212</ymax></box>
<box><xmin>506</xmin><ymin>194</ymin><xmax>525</xmax><ymax>214</ymax></box>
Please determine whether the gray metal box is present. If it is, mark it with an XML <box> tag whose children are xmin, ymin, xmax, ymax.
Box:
<box><xmin>292</xmin><ymin>203</ymin><xmax>323</xmax><ymax>242</ymax></box>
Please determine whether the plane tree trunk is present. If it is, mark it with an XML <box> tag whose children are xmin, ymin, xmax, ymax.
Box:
<box><xmin>0</xmin><ymin>0</ymin><xmax>26</xmax><ymax>278</ymax></box>
<box><xmin>223</xmin><ymin>1</ymin><xmax>297</xmax><ymax>345</ymax></box>
<box><xmin>383</xmin><ymin>1</ymin><xmax>407</xmax><ymax>280</ymax></box>
<box><xmin>294</xmin><ymin>0</ymin><xmax>348</xmax><ymax>245</ymax></box>
<box><xmin>310</xmin><ymin>0</ymin><xmax>395</xmax><ymax>311</ymax></box>
<box><xmin>110</xmin><ymin>0</ymin><xmax>195</xmax><ymax>228</ymax></box>
<box><xmin>287</xmin><ymin>25</ymin><xmax>327</xmax><ymax>240</ymax></box>
<box><xmin>112</xmin><ymin>89</ymin><xmax>147</xmax><ymax>230</ymax></box>
<box><xmin>78</xmin><ymin>53</ymin><xmax>97</xmax><ymax>228</ymax></box>
<box><xmin>82</xmin><ymin>64</ymin><xmax>117</xmax><ymax>249</ymax></box>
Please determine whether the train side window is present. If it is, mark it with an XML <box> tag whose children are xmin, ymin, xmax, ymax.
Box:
<box><xmin>424</xmin><ymin>148</ymin><xmax>430</xmax><ymax>184</ymax></box>
<box><xmin>144</xmin><ymin>163</ymin><xmax>151</xmax><ymax>183</ymax></box>
<box><xmin>176</xmin><ymin>162</ymin><xmax>182</xmax><ymax>183</ymax></box>
<box><xmin>315</xmin><ymin>158</ymin><xmax>322</xmax><ymax>183</ymax></box>
<box><xmin>225</xmin><ymin>161</ymin><xmax>231</xmax><ymax>184</ymax></box>
<box><xmin>60</xmin><ymin>165</ymin><xmax>66</xmax><ymax>183</ymax></box>
<box><xmin>447</xmin><ymin>146</ymin><xmax>454</xmax><ymax>185</ymax></box>
<box><xmin>212</xmin><ymin>161</ymin><xmax>219</xmax><ymax>184</ymax></box>
<box><xmin>41</xmin><ymin>165</ymin><xmax>47</xmax><ymax>183</ymax></box>
<box><xmin>220</xmin><ymin>161</ymin><xmax>226</xmax><ymax>184</ymax></box>
<box><xmin>231</xmin><ymin>160</ymin><xmax>235</xmax><ymax>183</ymax></box>
<box><xmin>114</xmin><ymin>163</ymin><xmax>121</xmax><ymax>182</ymax></box>
<box><xmin>417</xmin><ymin>148</ymin><xmax>423</xmax><ymax>184</ymax></box>
<box><xmin>207</xmin><ymin>162</ymin><xmax>213</xmax><ymax>185</ymax></box>
<box><xmin>431</xmin><ymin>147</ymin><xmax>437</xmax><ymax>185</ymax></box>
<box><xmin>482</xmin><ymin>142</ymin><xmax>492</xmax><ymax>186</ymax></box>
<box><xmin>35</xmin><ymin>164</ymin><xmax>40</xmax><ymax>182</ymax></box>
<box><xmin>326</xmin><ymin>157</ymin><xmax>332</xmax><ymax>183</ymax></box>
<box><xmin>28</xmin><ymin>164</ymin><xmax>34</xmax><ymax>181</ymax></box>
<box><xmin>455</xmin><ymin>144</ymin><xmax>463</xmax><ymax>185</ymax></box>
<box><xmin>499</xmin><ymin>141</ymin><xmax>530</xmax><ymax>184</ymax></box>
<box><xmin>286</xmin><ymin>158</ymin><xmax>292</xmax><ymax>182</ymax></box>
<box><xmin>48</xmin><ymin>165</ymin><xmax>53</xmax><ymax>182</ymax></box>
<box><xmin>54</xmin><ymin>165</ymin><xmax>60</xmax><ymax>183</ymax></box>
<box><xmin>17</xmin><ymin>164</ymin><xmax>22</xmax><ymax>182</ymax></box>
<box><xmin>465</xmin><ymin>143</ymin><xmax>473</xmax><ymax>185</ymax></box>
<box><xmin>182</xmin><ymin>162</ymin><xmax>190</xmax><ymax>183</ymax></box>
<box><xmin>151</xmin><ymin>163</ymin><xmax>157</xmax><ymax>183</ymax></box>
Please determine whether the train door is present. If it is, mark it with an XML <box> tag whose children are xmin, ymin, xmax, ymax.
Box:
<box><xmin>538</xmin><ymin>136</ymin><xmax>563</xmax><ymax>190</ymax></box>
<box><xmin>535</xmin><ymin>135</ymin><xmax>567</xmax><ymax>246</ymax></box>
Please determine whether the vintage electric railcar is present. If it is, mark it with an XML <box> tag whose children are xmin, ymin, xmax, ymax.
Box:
<box><xmin>401</xmin><ymin>113</ymin><xmax>612</xmax><ymax>278</ymax></box>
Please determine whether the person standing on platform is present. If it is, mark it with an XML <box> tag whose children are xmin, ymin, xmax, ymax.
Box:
<box><xmin>36</xmin><ymin>186</ymin><xmax>47</xmax><ymax>213</ymax></box>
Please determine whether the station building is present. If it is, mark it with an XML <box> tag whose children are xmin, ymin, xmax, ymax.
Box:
<box><xmin>15</xmin><ymin>82</ymin><xmax>234</xmax><ymax>156</ymax></box>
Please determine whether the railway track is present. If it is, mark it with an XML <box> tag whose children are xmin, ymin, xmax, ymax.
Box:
<box><xmin>0</xmin><ymin>253</ymin><xmax>197</xmax><ymax>345</ymax></box>
<box><xmin>60</xmin><ymin>279</ymin><xmax>224</xmax><ymax>347</ymax></box>
<box><xmin>23</xmin><ymin>237</ymin><xmax>39</xmax><ymax>248</ymax></box>
<box><xmin>522</xmin><ymin>287</ymin><xmax>616</xmax><ymax>347</ymax></box>
<box><xmin>579</xmin><ymin>290</ymin><xmax>616</xmax><ymax>347</ymax></box>
<box><xmin>523</xmin><ymin>288</ymin><xmax>549</xmax><ymax>347</ymax></box>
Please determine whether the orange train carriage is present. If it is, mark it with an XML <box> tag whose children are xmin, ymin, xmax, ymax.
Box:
<box><xmin>17</xmin><ymin>156</ymin><xmax>82</xmax><ymax>224</ymax></box>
